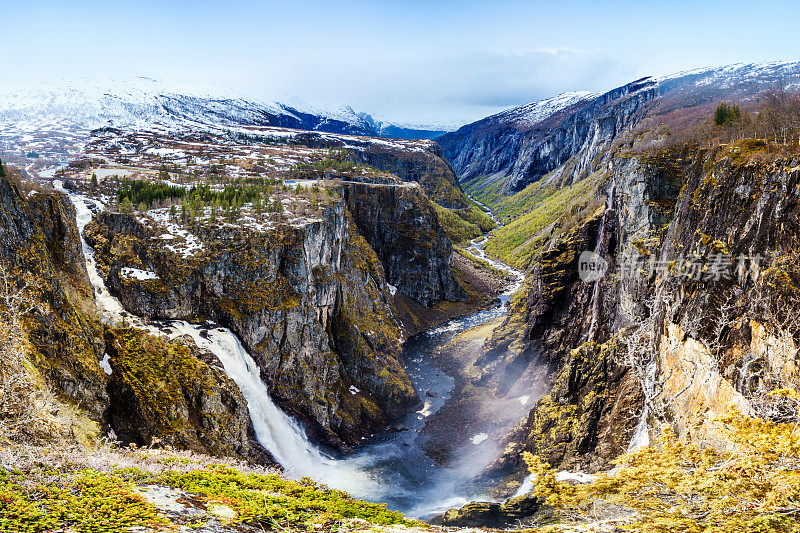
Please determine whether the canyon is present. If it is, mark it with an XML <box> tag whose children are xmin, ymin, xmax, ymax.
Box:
<box><xmin>3</xmin><ymin>61</ymin><xmax>800</xmax><ymax>531</ymax></box>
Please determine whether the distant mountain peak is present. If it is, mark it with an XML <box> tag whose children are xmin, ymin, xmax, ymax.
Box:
<box><xmin>0</xmin><ymin>76</ymin><xmax>447</xmax><ymax>140</ymax></box>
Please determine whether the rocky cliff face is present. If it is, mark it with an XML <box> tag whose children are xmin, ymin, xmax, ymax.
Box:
<box><xmin>349</xmin><ymin>141</ymin><xmax>468</xmax><ymax>209</ymax></box>
<box><xmin>0</xmin><ymin>177</ymin><xmax>108</xmax><ymax>419</ymax></box>
<box><xmin>0</xmin><ymin>175</ymin><xmax>259</xmax><ymax>460</ymax></box>
<box><xmin>438</xmin><ymin>78</ymin><xmax>657</xmax><ymax>193</ymax></box>
<box><xmin>479</xmin><ymin>143</ymin><xmax>800</xmax><ymax>485</ymax></box>
<box><xmin>342</xmin><ymin>182</ymin><xmax>466</xmax><ymax>306</ymax></box>
<box><xmin>85</xmin><ymin>194</ymin><xmax>425</xmax><ymax>450</ymax></box>
<box><xmin>292</xmin><ymin>132</ymin><xmax>468</xmax><ymax>208</ymax></box>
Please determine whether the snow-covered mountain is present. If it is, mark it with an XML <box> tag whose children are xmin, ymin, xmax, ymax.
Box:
<box><xmin>439</xmin><ymin>60</ymin><xmax>800</xmax><ymax>192</ymax></box>
<box><xmin>0</xmin><ymin>77</ymin><xmax>446</xmax><ymax>141</ymax></box>
<box><xmin>483</xmin><ymin>91</ymin><xmax>599</xmax><ymax>129</ymax></box>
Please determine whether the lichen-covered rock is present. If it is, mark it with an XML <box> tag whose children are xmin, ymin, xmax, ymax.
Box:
<box><xmin>0</xmin><ymin>177</ymin><xmax>108</xmax><ymax>419</ymax></box>
<box><xmin>433</xmin><ymin>494</ymin><xmax>540</xmax><ymax>528</ymax></box>
<box><xmin>342</xmin><ymin>182</ymin><xmax>466</xmax><ymax>306</ymax></box>
<box><xmin>87</xmin><ymin>200</ymin><xmax>421</xmax><ymax>449</ymax></box>
<box><xmin>104</xmin><ymin>327</ymin><xmax>258</xmax><ymax>460</ymax></box>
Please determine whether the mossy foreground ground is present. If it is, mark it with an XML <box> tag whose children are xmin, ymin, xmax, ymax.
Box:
<box><xmin>0</xmin><ymin>444</ymin><xmax>425</xmax><ymax>533</ymax></box>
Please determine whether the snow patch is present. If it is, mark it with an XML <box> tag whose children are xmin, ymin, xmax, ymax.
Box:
<box><xmin>99</xmin><ymin>353</ymin><xmax>112</xmax><ymax>375</ymax></box>
<box><xmin>120</xmin><ymin>267</ymin><xmax>159</xmax><ymax>280</ymax></box>
<box><xmin>416</xmin><ymin>401</ymin><xmax>433</xmax><ymax>419</ymax></box>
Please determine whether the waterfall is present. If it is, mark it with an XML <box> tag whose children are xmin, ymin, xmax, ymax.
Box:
<box><xmin>54</xmin><ymin>182</ymin><xmax>377</xmax><ymax>496</ymax></box>
<box><xmin>586</xmin><ymin>178</ymin><xmax>616</xmax><ymax>341</ymax></box>
<box><xmin>55</xmin><ymin>180</ymin><xmax>138</xmax><ymax>327</ymax></box>
<box><xmin>628</xmin><ymin>404</ymin><xmax>650</xmax><ymax>451</ymax></box>
<box><xmin>163</xmin><ymin>321</ymin><xmax>378</xmax><ymax>494</ymax></box>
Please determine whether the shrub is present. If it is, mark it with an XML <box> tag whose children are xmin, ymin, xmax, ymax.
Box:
<box><xmin>523</xmin><ymin>409</ymin><xmax>800</xmax><ymax>532</ymax></box>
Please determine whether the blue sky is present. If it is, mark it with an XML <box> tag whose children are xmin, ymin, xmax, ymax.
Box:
<box><xmin>3</xmin><ymin>0</ymin><xmax>800</xmax><ymax>127</ymax></box>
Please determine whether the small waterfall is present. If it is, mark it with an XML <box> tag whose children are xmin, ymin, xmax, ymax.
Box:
<box><xmin>586</xmin><ymin>178</ymin><xmax>616</xmax><ymax>341</ymax></box>
<box><xmin>628</xmin><ymin>404</ymin><xmax>650</xmax><ymax>451</ymax></box>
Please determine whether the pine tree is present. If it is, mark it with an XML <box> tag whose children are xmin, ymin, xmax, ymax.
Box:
<box><xmin>0</xmin><ymin>158</ymin><xmax>6</xmax><ymax>179</ymax></box>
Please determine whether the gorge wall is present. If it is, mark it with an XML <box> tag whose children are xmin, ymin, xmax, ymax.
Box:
<box><xmin>472</xmin><ymin>144</ymin><xmax>800</xmax><ymax>488</ymax></box>
<box><xmin>438</xmin><ymin>78</ymin><xmax>657</xmax><ymax>193</ymax></box>
<box><xmin>83</xmin><ymin>181</ymin><xmax>465</xmax><ymax>450</ymax></box>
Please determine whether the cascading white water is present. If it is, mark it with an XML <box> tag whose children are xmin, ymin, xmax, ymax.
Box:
<box><xmin>54</xmin><ymin>182</ymin><xmax>377</xmax><ymax>496</ymax></box>
<box><xmin>54</xmin><ymin>180</ymin><xmax>135</xmax><ymax>326</ymax></box>
<box><xmin>586</xmin><ymin>178</ymin><xmax>616</xmax><ymax>341</ymax></box>
<box><xmin>628</xmin><ymin>404</ymin><xmax>650</xmax><ymax>450</ymax></box>
<box><xmin>163</xmin><ymin>321</ymin><xmax>378</xmax><ymax>494</ymax></box>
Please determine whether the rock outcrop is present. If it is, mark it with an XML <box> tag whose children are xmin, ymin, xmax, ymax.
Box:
<box><xmin>292</xmin><ymin>131</ymin><xmax>468</xmax><ymax>208</ymax></box>
<box><xmin>432</xmin><ymin>494</ymin><xmax>540</xmax><ymax>528</ymax></box>
<box><xmin>104</xmin><ymin>327</ymin><xmax>255</xmax><ymax>459</ymax></box>
<box><xmin>86</xmin><ymin>196</ymin><xmax>423</xmax><ymax>450</ymax></box>
<box><xmin>342</xmin><ymin>182</ymin><xmax>466</xmax><ymax>306</ymax></box>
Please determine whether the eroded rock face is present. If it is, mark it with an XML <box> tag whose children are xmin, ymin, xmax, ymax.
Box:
<box><xmin>0</xmin><ymin>177</ymin><xmax>108</xmax><ymax>419</ymax></box>
<box><xmin>350</xmin><ymin>141</ymin><xmax>468</xmax><ymax>209</ymax></box>
<box><xmin>483</xmin><ymin>146</ymin><xmax>800</xmax><ymax>485</ymax></box>
<box><xmin>86</xmin><ymin>200</ymin><xmax>421</xmax><ymax>449</ymax></box>
<box><xmin>342</xmin><ymin>182</ymin><xmax>466</xmax><ymax>307</ymax></box>
<box><xmin>439</xmin><ymin>78</ymin><xmax>657</xmax><ymax>193</ymax></box>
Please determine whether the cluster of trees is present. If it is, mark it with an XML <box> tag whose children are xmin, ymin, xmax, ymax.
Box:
<box><xmin>117</xmin><ymin>179</ymin><xmax>186</xmax><ymax>208</ymax></box>
<box><xmin>710</xmin><ymin>89</ymin><xmax>800</xmax><ymax>147</ymax></box>
<box><xmin>291</xmin><ymin>150</ymin><xmax>361</xmax><ymax>179</ymax></box>
<box><xmin>117</xmin><ymin>177</ymin><xmax>333</xmax><ymax>225</ymax></box>
<box><xmin>0</xmin><ymin>157</ymin><xmax>6</xmax><ymax>179</ymax></box>
<box><xmin>713</xmin><ymin>101</ymin><xmax>742</xmax><ymax>125</ymax></box>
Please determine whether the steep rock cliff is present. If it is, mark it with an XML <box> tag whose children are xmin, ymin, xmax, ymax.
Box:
<box><xmin>439</xmin><ymin>78</ymin><xmax>657</xmax><ymax>193</ymax></box>
<box><xmin>482</xmin><ymin>144</ymin><xmax>800</xmax><ymax>485</ymax></box>
<box><xmin>0</xmin><ymin>177</ymin><xmax>108</xmax><ymax>418</ymax></box>
<box><xmin>292</xmin><ymin>131</ymin><xmax>468</xmax><ymax>208</ymax></box>
<box><xmin>342</xmin><ymin>182</ymin><xmax>466</xmax><ymax>306</ymax></box>
<box><xmin>86</xmin><ymin>199</ymin><xmax>421</xmax><ymax>450</ymax></box>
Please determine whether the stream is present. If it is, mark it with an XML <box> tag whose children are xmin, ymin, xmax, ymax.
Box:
<box><xmin>55</xmin><ymin>182</ymin><xmax>527</xmax><ymax>518</ymax></box>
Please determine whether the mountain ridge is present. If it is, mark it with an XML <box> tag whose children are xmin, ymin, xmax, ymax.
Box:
<box><xmin>0</xmin><ymin>76</ymin><xmax>447</xmax><ymax>140</ymax></box>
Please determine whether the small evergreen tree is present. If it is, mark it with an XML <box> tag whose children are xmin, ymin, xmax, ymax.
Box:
<box><xmin>90</xmin><ymin>173</ymin><xmax>98</xmax><ymax>188</ymax></box>
<box><xmin>0</xmin><ymin>158</ymin><xmax>6</xmax><ymax>179</ymax></box>
<box><xmin>714</xmin><ymin>101</ymin><xmax>742</xmax><ymax>126</ymax></box>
